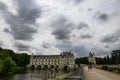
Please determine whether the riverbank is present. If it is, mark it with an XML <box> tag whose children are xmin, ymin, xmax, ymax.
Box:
<box><xmin>55</xmin><ymin>72</ymin><xmax>73</xmax><ymax>80</ymax></box>
<box><xmin>0</xmin><ymin>70</ymin><xmax>72</xmax><ymax>80</ymax></box>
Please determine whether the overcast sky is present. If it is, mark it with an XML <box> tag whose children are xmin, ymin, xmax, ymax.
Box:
<box><xmin>0</xmin><ymin>0</ymin><xmax>120</xmax><ymax>57</ymax></box>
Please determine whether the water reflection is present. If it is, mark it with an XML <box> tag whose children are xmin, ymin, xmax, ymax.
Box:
<box><xmin>0</xmin><ymin>70</ymin><xmax>66</xmax><ymax>80</ymax></box>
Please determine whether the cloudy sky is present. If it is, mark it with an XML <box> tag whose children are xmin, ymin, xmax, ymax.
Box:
<box><xmin>0</xmin><ymin>0</ymin><xmax>120</xmax><ymax>57</ymax></box>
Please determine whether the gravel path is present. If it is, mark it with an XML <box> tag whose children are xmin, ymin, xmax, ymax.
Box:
<box><xmin>83</xmin><ymin>67</ymin><xmax>120</xmax><ymax>80</ymax></box>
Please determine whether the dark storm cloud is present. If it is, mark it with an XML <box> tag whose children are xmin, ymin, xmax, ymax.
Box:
<box><xmin>88</xmin><ymin>8</ymin><xmax>92</xmax><ymax>11</ymax></box>
<box><xmin>15</xmin><ymin>0</ymin><xmax>41</xmax><ymax>24</ymax></box>
<box><xmin>104</xmin><ymin>44</ymin><xmax>110</xmax><ymax>49</ymax></box>
<box><xmin>94</xmin><ymin>48</ymin><xmax>107</xmax><ymax>56</ymax></box>
<box><xmin>3</xmin><ymin>12</ymin><xmax>38</xmax><ymax>40</ymax></box>
<box><xmin>0</xmin><ymin>0</ymin><xmax>41</xmax><ymax>41</ymax></box>
<box><xmin>0</xmin><ymin>2</ymin><xmax>8</xmax><ymax>11</ymax></box>
<box><xmin>14</xmin><ymin>42</ymin><xmax>29</xmax><ymax>51</ymax></box>
<box><xmin>42</xmin><ymin>42</ymin><xmax>51</xmax><ymax>48</ymax></box>
<box><xmin>74</xmin><ymin>0</ymin><xmax>84</xmax><ymax>4</ymax></box>
<box><xmin>77</xmin><ymin>22</ymin><xmax>89</xmax><ymax>29</ymax></box>
<box><xmin>71</xmin><ymin>46</ymin><xmax>89</xmax><ymax>57</ymax></box>
<box><xmin>98</xmin><ymin>13</ymin><xmax>108</xmax><ymax>21</ymax></box>
<box><xmin>12</xmin><ymin>25</ymin><xmax>37</xmax><ymax>40</ymax></box>
<box><xmin>3</xmin><ymin>28</ymin><xmax>10</xmax><ymax>33</ymax></box>
<box><xmin>51</xmin><ymin>17</ymin><xmax>74</xmax><ymax>40</ymax></box>
<box><xmin>66</xmin><ymin>0</ymin><xmax>84</xmax><ymax>5</ymax></box>
<box><xmin>94</xmin><ymin>12</ymin><xmax>109</xmax><ymax>22</ymax></box>
<box><xmin>80</xmin><ymin>34</ymin><xmax>93</xmax><ymax>39</ymax></box>
<box><xmin>52</xmin><ymin>29</ymin><xmax>70</xmax><ymax>40</ymax></box>
<box><xmin>101</xmin><ymin>34</ymin><xmax>120</xmax><ymax>43</ymax></box>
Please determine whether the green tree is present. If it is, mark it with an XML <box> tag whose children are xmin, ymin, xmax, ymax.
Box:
<box><xmin>2</xmin><ymin>57</ymin><xmax>17</xmax><ymax>74</ymax></box>
<box><xmin>111</xmin><ymin>50</ymin><xmax>120</xmax><ymax>64</ymax></box>
<box><xmin>0</xmin><ymin>47</ymin><xmax>30</xmax><ymax>75</ymax></box>
<box><xmin>0</xmin><ymin>59</ymin><xmax>3</xmax><ymax>73</ymax></box>
<box><xmin>95</xmin><ymin>57</ymin><xmax>104</xmax><ymax>64</ymax></box>
<box><xmin>75</xmin><ymin>57</ymin><xmax>88</xmax><ymax>66</ymax></box>
<box><xmin>13</xmin><ymin>53</ymin><xmax>30</xmax><ymax>67</ymax></box>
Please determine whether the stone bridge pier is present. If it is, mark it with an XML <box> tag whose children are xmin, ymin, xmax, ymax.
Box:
<box><xmin>29</xmin><ymin>64</ymin><xmax>75</xmax><ymax>71</ymax></box>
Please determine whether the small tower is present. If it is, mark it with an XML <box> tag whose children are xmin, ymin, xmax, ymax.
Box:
<box><xmin>88</xmin><ymin>51</ymin><xmax>96</xmax><ymax>65</ymax></box>
<box><xmin>32</xmin><ymin>53</ymin><xmax>33</xmax><ymax>57</ymax></box>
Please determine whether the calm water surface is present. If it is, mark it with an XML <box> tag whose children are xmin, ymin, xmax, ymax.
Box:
<box><xmin>0</xmin><ymin>70</ymin><xmax>67</xmax><ymax>80</ymax></box>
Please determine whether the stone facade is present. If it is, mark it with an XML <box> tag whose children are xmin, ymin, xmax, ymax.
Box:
<box><xmin>29</xmin><ymin>52</ymin><xmax>75</xmax><ymax>70</ymax></box>
<box><xmin>88</xmin><ymin>52</ymin><xmax>96</xmax><ymax>64</ymax></box>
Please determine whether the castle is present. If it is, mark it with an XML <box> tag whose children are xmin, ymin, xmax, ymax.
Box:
<box><xmin>88</xmin><ymin>51</ymin><xmax>96</xmax><ymax>64</ymax></box>
<box><xmin>29</xmin><ymin>51</ymin><xmax>75</xmax><ymax>70</ymax></box>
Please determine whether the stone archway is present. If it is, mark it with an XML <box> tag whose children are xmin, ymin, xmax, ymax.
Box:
<box><xmin>43</xmin><ymin>65</ymin><xmax>48</xmax><ymax>69</ymax></box>
<box><xmin>37</xmin><ymin>65</ymin><xmax>41</xmax><ymax>70</ymax></box>
<box><xmin>63</xmin><ymin>65</ymin><xmax>70</xmax><ymax>71</ymax></box>
<box><xmin>50</xmin><ymin>65</ymin><xmax>54</xmax><ymax>69</ymax></box>
<box><xmin>55</xmin><ymin>65</ymin><xmax>59</xmax><ymax>70</ymax></box>
<box><xmin>30</xmin><ymin>65</ymin><xmax>35</xmax><ymax>70</ymax></box>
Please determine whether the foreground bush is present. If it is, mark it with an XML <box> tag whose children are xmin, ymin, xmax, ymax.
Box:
<box><xmin>101</xmin><ymin>66</ymin><xmax>108</xmax><ymax>70</ymax></box>
<box><xmin>101</xmin><ymin>66</ymin><xmax>120</xmax><ymax>73</ymax></box>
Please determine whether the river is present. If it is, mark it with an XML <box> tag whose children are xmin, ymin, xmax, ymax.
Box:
<box><xmin>0</xmin><ymin>70</ymin><xmax>68</xmax><ymax>80</ymax></box>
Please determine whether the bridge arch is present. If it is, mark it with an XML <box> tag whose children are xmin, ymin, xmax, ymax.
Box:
<box><xmin>43</xmin><ymin>65</ymin><xmax>48</xmax><ymax>69</ymax></box>
<box><xmin>55</xmin><ymin>65</ymin><xmax>59</xmax><ymax>70</ymax></box>
<box><xmin>37</xmin><ymin>65</ymin><xmax>41</xmax><ymax>70</ymax></box>
<box><xmin>63</xmin><ymin>65</ymin><xmax>70</xmax><ymax>71</ymax></box>
<box><xmin>30</xmin><ymin>65</ymin><xmax>35</xmax><ymax>70</ymax></box>
<box><xmin>49</xmin><ymin>65</ymin><xmax>54</xmax><ymax>69</ymax></box>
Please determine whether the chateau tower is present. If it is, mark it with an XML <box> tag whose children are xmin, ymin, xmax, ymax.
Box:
<box><xmin>88</xmin><ymin>51</ymin><xmax>96</xmax><ymax>64</ymax></box>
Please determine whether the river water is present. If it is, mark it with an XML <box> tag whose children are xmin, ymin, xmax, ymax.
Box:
<box><xmin>0</xmin><ymin>70</ymin><xmax>67</xmax><ymax>80</ymax></box>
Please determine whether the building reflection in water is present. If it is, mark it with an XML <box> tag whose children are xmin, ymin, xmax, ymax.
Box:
<box><xmin>0</xmin><ymin>70</ymin><xmax>69</xmax><ymax>80</ymax></box>
<box><xmin>30</xmin><ymin>70</ymin><xmax>64</xmax><ymax>80</ymax></box>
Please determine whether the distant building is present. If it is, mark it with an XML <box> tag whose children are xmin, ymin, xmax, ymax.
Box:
<box><xmin>29</xmin><ymin>51</ymin><xmax>75</xmax><ymax>70</ymax></box>
<box><xmin>88</xmin><ymin>51</ymin><xmax>96</xmax><ymax>64</ymax></box>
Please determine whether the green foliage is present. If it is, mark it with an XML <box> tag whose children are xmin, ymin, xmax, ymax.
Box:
<box><xmin>14</xmin><ymin>67</ymin><xmax>26</xmax><ymax>73</ymax></box>
<box><xmin>2</xmin><ymin>57</ymin><xmax>17</xmax><ymax>74</ymax></box>
<box><xmin>13</xmin><ymin>53</ymin><xmax>30</xmax><ymax>67</ymax></box>
<box><xmin>101</xmin><ymin>66</ymin><xmax>120</xmax><ymax>73</ymax></box>
<box><xmin>95</xmin><ymin>50</ymin><xmax>120</xmax><ymax>65</ymax></box>
<box><xmin>0</xmin><ymin>47</ymin><xmax>30</xmax><ymax>75</ymax></box>
<box><xmin>75</xmin><ymin>57</ymin><xmax>88</xmax><ymax>65</ymax></box>
<box><xmin>101</xmin><ymin>66</ymin><xmax>108</xmax><ymax>70</ymax></box>
<box><xmin>117</xmin><ymin>68</ymin><xmax>120</xmax><ymax>73</ymax></box>
<box><xmin>0</xmin><ymin>59</ymin><xmax>4</xmax><ymax>73</ymax></box>
<box><xmin>111</xmin><ymin>50</ymin><xmax>120</xmax><ymax>64</ymax></box>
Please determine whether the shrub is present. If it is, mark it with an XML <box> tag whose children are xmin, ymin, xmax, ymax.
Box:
<box><xmin>101</xmin><ymin>66</ymin><xmax>120</xmax><ymax>74</ymax></box>
<box><xmin>15</xmin><ymin>67</ymin><xmax>26</xmax><ymax>73</ymax></box>
<box><xmin>101</xmin><ymin>66</ymin><xmax>108</xmax><ymax>70</ymax></box>
<box><xmin>108</xmin><ymin>67</ymin><xmax>113</xmax><ymax>72</ymax></box>
<box><xmin>117</xmin><ymin>68</ymin><xmax>120</xmax><ymax>73</ymax></box>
